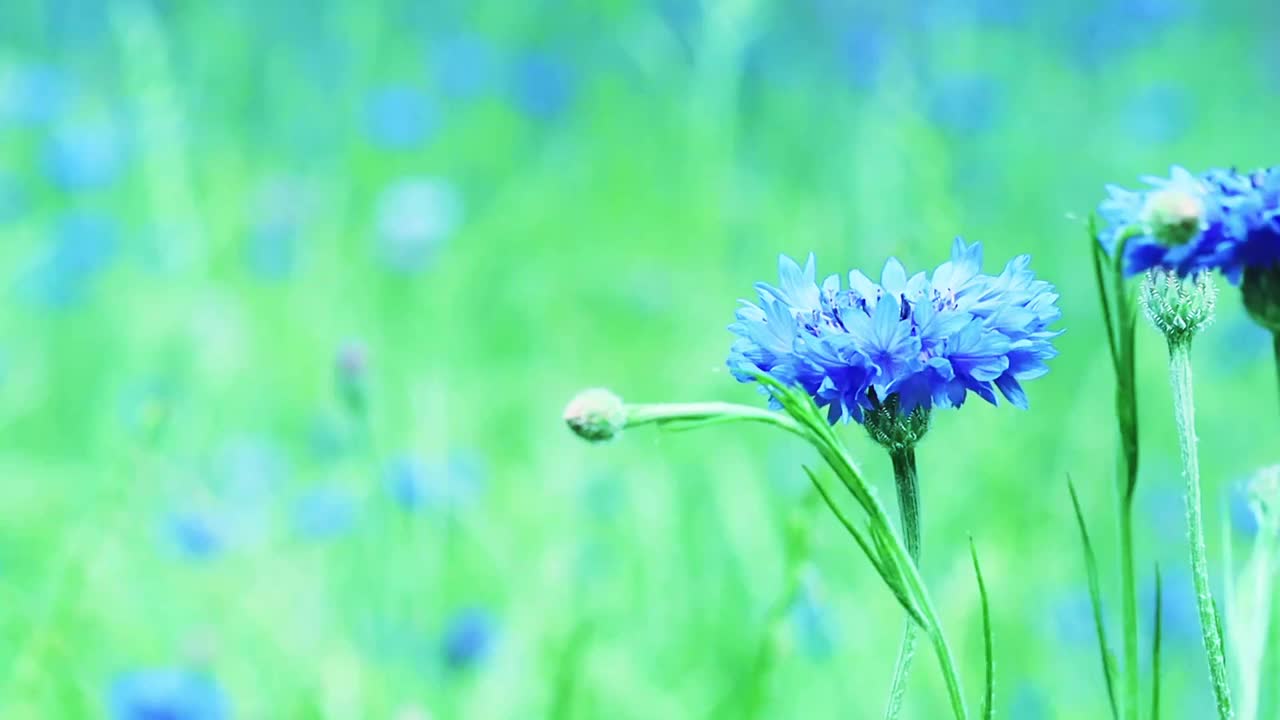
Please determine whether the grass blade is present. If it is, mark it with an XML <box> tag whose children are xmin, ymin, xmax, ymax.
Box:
<box><xmin>1068</xmin><ymin>478</ymin><xmax>1121</xmax><ymax>720</ymax></box>
<box><xmin>970</xmin><ymin>537</ymin><xmax>994</xmax><ymax>720</ymax></box>
<box><xmin>1151</xmin><ymin>566</ymin><xmax>1163</xmax><ymax>720</ymax></box>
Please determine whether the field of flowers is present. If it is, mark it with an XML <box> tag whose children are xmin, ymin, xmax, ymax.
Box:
<box><xmin>2</xmin><ymin>1</ymin><xmax>1279</xmax><ymax>718</ymax></box>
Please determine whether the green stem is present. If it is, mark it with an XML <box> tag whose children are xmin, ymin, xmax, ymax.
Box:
<box><xmin>1272</xmin><ymin>332</ymin><xmax>1280</xmax><ymax>414</ymax></box>
<box><xmin>1168</xmin><ymin>340</ymin><xmax>1235</xmax><ymax>719</ymax></box>
<box><xmin>885</xmin><ymin>448</ymin><xmax>922</xmax><ymax>720</ymax></box>
<box><xmin>1119</xmin><ymin>497</ymin><xmax>1139</xmax><ymax>720</ymax></box>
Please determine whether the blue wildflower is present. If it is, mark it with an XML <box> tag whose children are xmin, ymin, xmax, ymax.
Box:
<box><xmin>364</xmin><ymin>85</ymin><xmax>436</xmax><ymax>149</ymax></box>
<box><xmin>293</xmin><ymin>486</ymin><xmax>357</xmax><ymax>540</ymax></box>
<box><xmin>0</xmin><ymin>63</ymin><xmax>67</xmax><ymax>126</ymax></box>
<box><xmin>442</xmin><ymin>608</ymin><xmax>496</xmax><ymax>670</ymax></box>
<box><xmin>44</xmin><ymin>114</ymin><xmax>127</xmax><ymax>190</ymax></box>
<box><xmin>728</xmin><ymin>239</ymin><xmax>1060</xmax><ymax>424</ymax></box>
<box><xmin>374</xmin><ymin>177</ymin><xmax>463</xmax><ymax>273</ymax></box>
<box><xmin>926</xmin><ymin>74</ymin><xmax>1002</xmax><ymax>135</ymax></box>
<box><xmin>788</xmin><ymin>570</ymin><xmax>837</xmax><ymax>660</ymax></box>
<box><xmin>166</xmin><ymin>511</ymin><xmax>225</xmax><ymax>560</ymax></box>
<box><xmin>1099</xmin><ymin>166</ymin><xmax>1280</xmax><ymax>282</ymax></box>
<box><xmin>19</xmin><ymin>212</ymin><xmax>116</xmax><ymax>308</ymax></box>
<box><xmin>385</xmin><ymin>456</ymin><xmax>431</xmax><ymax>510</ymax></box>
<box><xmin>245</xmin><ymin>176</ymin><xmax>309</xmax><ymax>281</ymax></box>
<box><xmin>510</xmin><ymin>52</ymin><xmax>575</xmax><ymax>121</ymax></box>
<box><xmin>108</xmin><ymin>668</ymin><xmax>228</xmax><ymax>720</ymax></box>
<box><xmin>433</xmin><ymin>34</ymin><xmax>498</xmax><ymax>100</ymax></box>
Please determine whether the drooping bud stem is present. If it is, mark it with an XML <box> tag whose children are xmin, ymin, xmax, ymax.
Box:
<box><xmin>1140</xmin><ymin>269</ymin><xmax>1217</xmax><ymax>345</ymax></box>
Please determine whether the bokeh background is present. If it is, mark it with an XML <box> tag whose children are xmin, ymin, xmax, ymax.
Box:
<box><xmin>1</xmin><ymin>0</ymin><xmax>1278</xmax><ymax>717</ymax></box>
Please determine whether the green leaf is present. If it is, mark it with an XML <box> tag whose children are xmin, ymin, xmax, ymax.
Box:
<box><xmin>804</xmin><ymin>466</ymin><xmax>927</xmax><ymax>630</ymax></box>
<box><xmin>1151</xmin><ymin>566</ymin><xmax>1163</xmax><ymax>720</ymax></box>
<box><xmin>1068</xmin><ymin>478</ymin><xmax>1121</xmax><ymax>720</ymax></box>
<box><xmin>970</xmin><ymin>538</ymin><xmax>995</xmax><ymax>720</ymax></box>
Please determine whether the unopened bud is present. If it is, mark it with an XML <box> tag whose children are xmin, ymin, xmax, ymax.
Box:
<box><xmin>564</xmin><ymin>388</ymin><xmax>626</xmax><ymax>443</ymax></box>
<box><xmin>1140</xmin><ymin>269</ymin><xmax>1217</xmax><ymax>344</ymax></box>
<box><xmin>1243</xmin><ymin>264</ymin><xmax>1280</xmax><ymax>334</ymax></box>
<box><xmin>1141</xmin><ymin>186</ymin><xmax>1206</xmax><ymax>247</ymax></box>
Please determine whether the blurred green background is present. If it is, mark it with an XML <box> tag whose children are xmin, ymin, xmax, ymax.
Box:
<box><xmin>1</xmin><ymin>0</ymin><xmax>1278</xmax><ymax>717</ymax></box>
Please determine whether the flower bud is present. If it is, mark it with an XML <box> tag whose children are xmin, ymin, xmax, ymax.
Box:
<box><xmin>563</xmin><ymin>388</ymin><xmax>626</xmax><ymax>443</ymax></box>
<box><xmin>1140</xmin><ymin>185</ymin><xmax>1205</xmax><ymax>247</ymax></box>
<box><xmin>1242</xmin><ymin>264</ymin><xmax>1280</xmax><ymax>334</ymax></box>
<box><xmin>1140</xmin><ymin>269</ymin><xmax>1217</xmax><ymax>344</ymax></box>
<box><xmin>335</xmin><ymin>341</ymin><xmax>369</xmax><ymax>415</ymax></box>
<box><xmin>863</xmin><ymin>393</ymin><xmax>931</xmax><ymax>452</ymax></box>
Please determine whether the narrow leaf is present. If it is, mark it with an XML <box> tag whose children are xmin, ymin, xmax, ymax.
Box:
<box><xmin>1068</xmin><ymin>478</ymin><xmax>1121</xmax><ymax>720</ymax></box>
<box><xmin>970</xmin><ymin>537</ymin><xmax>995</xmax><ymax>720</ymax></box>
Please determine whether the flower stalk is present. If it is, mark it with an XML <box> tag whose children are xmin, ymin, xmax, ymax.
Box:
<box><xmin>884</xmin><ymin>446</ymin><xmax>922</xmax><ymax>720</ymax></box>
<box><xmin>565</xmin><ymin>384</ymin><xmax>972</xmax><ymax>720</ymax></box>
<box><xmin>1166</xmin><ymin>339</ymin><xmax>1234</xmax><ymax>719</ymax></box>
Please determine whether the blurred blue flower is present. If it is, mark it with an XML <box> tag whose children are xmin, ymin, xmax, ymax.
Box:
<box><xmin>245</xmin><ymin>177</ymin><xmax>310</xmax><ymax>281</ymax></box>
<box><xmin>1098</xmin><ymin>166</ymin><xmax>1280</xmax><ymax>281</ymax></box>
<box><xmin>510</xmin><ymin>52</ymin><xmax>575</xmax><ymax>121</ymax></box>
<box><xmin>1007</xmin><ymin>681</ymin><xmax>1049</xmax><ymax>720</ymax></box>
<box><xmin>926</xmin><ymin>74</ymin><xmax>1002</xmax><ymax>135</ymax></box>
<box><xmin>1123</xmin><ymin>84</ymin><xmax>1191</xmax><ymax>146</ymax></box>
<box><xmin>788</xmin><ymin>572</ymin><xmax>837</xmax><ymax>660</ymax></box>
<box><xmin>374</xmin><ymin>177</ymin><xmax>463</xmax><ymax>273</ymax></box>
<box><xmin>729</xmin><ymin>239</ymin><xmax>1061</xmax><ymax>423</ymax></box>
<box><xmin>836</xmin><ymin>21</ymin><xmax>889</xmax><ymax>90</ymax></box>
<box><xmin>1070</xmin><ymin>0</ymin><xmax>1186</xmax><ymax>70</ymax></box>
<box><xmin>364</xmin><ymin>85</ymin><xmax>437</xmax><ymax>149</ymax></box>
<box><xmin>1142</xmin><ymin>569</ymin><xmax>1198</xmax><ymax>645</ymax></box>
<box><xmin>442</xmin><ymin>608</ymin><xmax>496</xmax><ymax>670</ymax></box>
<box><xmin>166</xmin><ymin>511</ymin><xmax>225</xmax><ymax>560</ymax></box>
<box><xmin>19</xmin><ymin>212</ymin><xmax>116</xmax><ymax>308</ymax></box>
<box><xmin>294</xmin><ymin>486</ymin><xmax>357</xmax><ymax>540</ymax></box>
<box><xmin>44</xmin><ymin>114</ymin><xmax>128</xmax><ymax>190</ymax></box>
<box><xmin>108</xmin><ymin>668</ymin><xmax>228</xmax><ymax>720</ymax></box>
<box><xmin>0</xmin><ymin>63</ymin><xmax>67</xmax><ymax>126</ymax></box>
<box><xmin>386</xmin><ymin>456</ymin><xmax>432</xmax><ymax>510</ymax></box>
<box><xmin>433</xmin><ymin>34</ymin><xmax>498</xmax><ymax>100</ymax></box>
<box><xmin>1051</xmin><ymin>589</ymin><xmax>1099</xmax><ymax>645</ymax></box>
<box><xmin>1229</xmin><ymin>479</ymin><xmax>1261</xmax><ymax>538</ymax></box>
<box><xmin>214</xmin><ymin>436</ymin><xmax>287</xmax><ymax>501</ymax></box>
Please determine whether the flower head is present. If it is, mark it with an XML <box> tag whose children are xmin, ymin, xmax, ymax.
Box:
<box><xmin>442</xmin><ymin>608</ymin><xmax>496</xmax><ymax>670</ymax></box>
<box><xmin>108</xmin><ymin>669</ymin><xmax>228</xmax><ymax>720</ymax></box>
<box><xmin>728</xmin><ymin>239</ymin><xmax>1060</xmax><ymax>425</ymax></box>
<box><xmin>1099</xmin><ymin>165</ymin><xmax>1280</xmax><ymax>282</ymax></box>
<box><xmin>564</xmin><ymin>388</ymin><xmax>626</xmax><ymax>442</ymax></box>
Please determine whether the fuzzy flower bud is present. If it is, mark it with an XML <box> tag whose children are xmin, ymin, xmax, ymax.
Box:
<box><xmin>1140</xmin><ymin>185</ymin><xmax>1206</xmax><ymax>247</ymax></box>
<box><xmin>1248</xmin><ymin>465</ymin><xmax>1280</xmax><ymax>537</ymax></box>
<box><xmin>564</xmin><ymin>388</ymin><xmax>626</xmax><ymax>443</ymax></box>
<box><xmin>1140</xmin><ymin>269</ymin><xmax>1217</xmax><ymax>344</ymax></box>
<box><xmin>1242</xmin><ymin>264</ymin><xmax>1280</xmax><ymax>334</ymax></box>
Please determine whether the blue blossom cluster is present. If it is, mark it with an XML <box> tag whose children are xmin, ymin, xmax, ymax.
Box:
<box><xmin>728</xmin><ymin>239</ymin><xmax>1061</xmax><ymax>424</ymax></box>
<box><xmin>1098</xmin><ymin>165</ymin><xmax>1280</xmax><ymax>282</ymax></box>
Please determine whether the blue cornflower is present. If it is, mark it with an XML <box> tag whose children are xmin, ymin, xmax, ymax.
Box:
<box><xmin>364</xmin><ymin>85</ymin><xmax>436</xmax><ymax>149</ymax></box>
<box><xmin>293</xmin><ymin>486</ymin><xmax>357</xmax><ymax>540</ymax></box>
<box><xmin>1098</xmin><ymin>165</ymin><xmax>1280</xmax><ymax>283</ymax></box>
<box><xmin>108</xmin><ymin>668</ymin><xmax>228</xmax><ymax>720</ymax></box>
<box><xmin>19</xmin><ymin>211</ymin><xmax>116</xmax><ymax>308</ymax></box>
<box><xmin>510</xmin><ymin>52</ymin><xmax>575</xmax><ymax>121</ymax></box>
<box><xmin>728</xmin><ymin>239</ymin><xmax>1060</xmax><ymax>424</ymax></box>
<box><xmin>442</xmin><ymin>608</ymin><xmax>496</xmax><ymax>670</ymax></box>
<box><xmin>166</xmin><ymin>511</ymin><xmax>225</xmax><ymax>560</ymax></box>
<box><xmin>385</xmin><ymin>456</ymin><xmax>431</xmax><ymax>510</ymax></box>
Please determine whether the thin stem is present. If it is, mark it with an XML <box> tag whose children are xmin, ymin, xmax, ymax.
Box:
<box><xmin>885</xmin><ymin>448</ymin><xmax>922</xmax><ymax>720</ymax></box>
<box><xmin>1119</xmin><ymin>497</ymin><xmax>1139</xmax><ymax>720</ymax></box>
<box><xmin>1273</xmin><ymin>332</ymin><xmax>1280</xmax><ymax>414</ymax></box>
<box><xmin>1168</xmin><ymin>340</ymin><xmax>1235</xmax><ymax>719</ymax></box>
